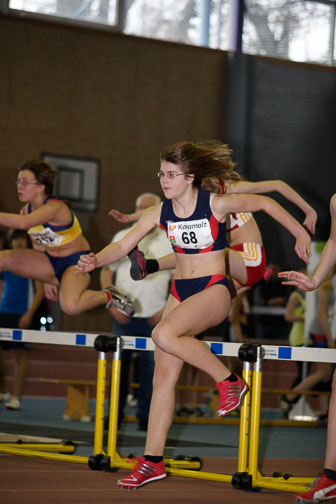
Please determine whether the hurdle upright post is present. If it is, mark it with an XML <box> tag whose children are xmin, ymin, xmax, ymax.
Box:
<box><xmin>92</xmin><ymin>336</ymin><xmax>108</xmax><ymax>455</ymax></box>
<box><xmin>237</xmin><ymin>359</ymin><xmax>252</xmax><ymax>473</ymax></box>
<box><xmin>247</xmin><ymin>344</ymin><xmax>311</xmax><ymax>493</ymax></box>
<box><xmin>248</xmin><ymin>345</ymin><xmax>263</xmax><ymax>485</ymax></box>
<box><xmin>88</xmin><ymin>335</ymin><xmax>120</xmax><ymax>471</ymax></box>
<box><xmin>106</xmin><ymin>335</ymin><xmax>123</xmax><ymax>464</ymax></box>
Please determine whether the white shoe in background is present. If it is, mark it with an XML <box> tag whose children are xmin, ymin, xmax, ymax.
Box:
<box><xmin>5</xmin><ymin>397</ymin><xmax>21</xmax><ymax>410</ymax></box>
<box><xmin>0</xmin><ymin>391</ymin><xmax>10</xmax><ymax>403</ymax></box>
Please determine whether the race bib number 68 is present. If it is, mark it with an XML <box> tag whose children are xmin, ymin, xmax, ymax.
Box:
<box><xmin>167</xmin><ymin>219</ymin><xmax>214</xmax><ymax>250</ymax></box>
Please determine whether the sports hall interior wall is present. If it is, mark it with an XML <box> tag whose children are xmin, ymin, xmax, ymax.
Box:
<box><xmin>0</xmin><ymin>14</ymin><xmax>228</xmax><ymax>333</ymax></box>
<box><xmin>1</xmin><ymin>14</ymin><xmax>336</xmax><ymax>340</ymax></box>
<box><xmin>225</xmin><ymin>53</ymin><xmax>336</xmax><ymax>272</ymax></box>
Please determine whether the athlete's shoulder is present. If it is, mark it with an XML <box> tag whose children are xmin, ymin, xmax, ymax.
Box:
<box><xmin>210</xmin><ymin>191</ymin><xmax>227</xmax><ymax>209</ymax></box>
<box><xmin>44</xmin><ymin>197</ymin><xmax>67</xmax><ymax>208</ymax></box>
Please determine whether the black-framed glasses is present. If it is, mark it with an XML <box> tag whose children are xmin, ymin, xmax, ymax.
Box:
<box><xmin>157</xmin><ymin>171</ymin><xmax>185</xmax><ymax>180</ymax></box>
<box><xmin>15</xmin><ymin>179</ymin><xmax>40</xmax><ymax>187</ymax></box>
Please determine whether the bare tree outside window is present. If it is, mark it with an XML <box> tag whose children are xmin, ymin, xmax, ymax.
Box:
<box><xmin>243</xmin><ymin>0</ymin><xmax>336</xmax><ymax>65</ymax></box>
<box><xmin>8</xmin><ymin>0</ymin><xmax>336</xmax><ymax>66</ymax></box>
<box><xmin>124</xmin><ymin>0</ymin><xmax>335</xmax><ymax>65</ymax></box>
<box><xmin>124</xmin><ymin>0</ymin><xmax>231</xmax><ymax>48</ymax></box>
<box><xmin>10</xmin><ymin>0</ymin><xmax>117</xmax><ymax>25</ymax></box>
<box><xmin>124</xmin><ymin>0</ymin><xmax>198</xmax><ymax>44</ymax></box>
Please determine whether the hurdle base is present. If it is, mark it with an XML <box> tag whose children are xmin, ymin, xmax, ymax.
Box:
<box><xmin>0</xmin><ymin>445</ymin><xmax>88</xmax><ymax>464</ymax></box>
<box><xmin>232</xmin><ymin>472</ymin><xmax>261</xmax><ymax>492</ymax></box>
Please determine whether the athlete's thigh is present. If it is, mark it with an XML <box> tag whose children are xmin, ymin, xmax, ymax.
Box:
<box><xmin>226</xmin><ymin>248</ymin><xmax>247</xmax><ymax>285</ymax></box>
<box><xmin>162</xmin><ymin>284</ymin><xmax>231</xmax><ymax>337</ymax></box>
<box><xmin>59</xmin><ymin>266</ymin><xmax>91</xmax><ymax>302</ymax></box>
<box><xmin>161</xmin><ymin>293</ymin><xmax>181</xmax><ymax>320</ymax></box>
<box><xmin>0</xmin><ymin>249</ymin><xmax>58</xmax><ymax>284</ymax></box>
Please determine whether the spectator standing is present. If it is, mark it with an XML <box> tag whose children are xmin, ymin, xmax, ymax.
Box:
<box><xmin>100</xmin><ymin>193</ymin><xmax>173</xmax><ymax>430</ymax></box>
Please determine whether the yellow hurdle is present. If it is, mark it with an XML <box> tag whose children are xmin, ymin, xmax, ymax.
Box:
<box><xmin>0</xmin><ymin>335</ymin><xmax>113</xmax><ymax>466</ymax></box>
<box><xmin>93</xmin><ymin>350</ymin><xmax>107</xmax><ymax>455</ymax></box>
<box><xmin>245</xmin><ymin>346</ymin><xmax>314</xmax><ymax>493</ymax></box>
<box><xmin>0</xmin><ymin>335</ymin><xmax>320</xmax><ymax>494</ymax></box>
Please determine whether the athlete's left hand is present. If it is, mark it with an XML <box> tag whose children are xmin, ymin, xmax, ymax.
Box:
<box><xmin>44</xmin><ymin>283</ymin><xmax>59</xmax><ymax>302</ymax></box>
<box><xmin>278</xmin><ymin>270</ymin><xmax>316</xmax><ymax>291</ymax></box>
<box><xmin>75</xmin><ymin>252</ymin><xmax>98</xmax><ymax>274</ymax></box>
<box><xmin>294</xmin><ymin>231</ymin><xmax>311</xmax><ymax>264</ymax></box>
<box><xmin>303</xmin><ymin>209</ymin><xmax>317</xmax><ymax>235</ymax></box>
<box><xmin>108</xmin><ymin>209</ymin><xmax>132</xmax><ymax>224</ymax></box>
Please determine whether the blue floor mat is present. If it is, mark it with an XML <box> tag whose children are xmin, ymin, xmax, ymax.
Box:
<box><xmin>0</xmin><ymin>397</ymin><xmax>326</xmax><ymax>460</ymax></box>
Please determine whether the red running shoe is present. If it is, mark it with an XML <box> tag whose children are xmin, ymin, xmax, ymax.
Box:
<box><xmin>295</xmin><ymin>474</ymin><xmax>336</xmax><ymax>503</ymax></box>
<box><xmin>216</xmin><ymin>374</ymin><xmax>247</xmax><ymax>416</ymax></box>
<box><xmin>128</xmin><ymin>247</ymin><xmax>148</xmax><ymax>280</ymax></box>
<box><xmin>117</xmin><ymin>457</ymin><xmax>166</xmax><ymax>490</ymax></box>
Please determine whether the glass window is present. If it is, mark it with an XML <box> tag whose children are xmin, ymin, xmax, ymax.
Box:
<box><xmin>243</xmin><ymin>0</ymin><xmax>336</xmax><ymax>66</ymax></box>
<box><xmin>124</xmin><ymin>0</ymin><xmax>231</xmax><ymax>50</ymax></box>
<box><xmin>6</xmin><ymin>0</ymin><xmax>335</xmax><ymax>66</ymax></box>
<box><xmin>124</xmin><ymin>0</ymin><xmax>200</xmax><ymax>45</ymax></box>
<box><xmin>208</xmin><ymin>0</ymin><xmax>231</xmax><ymax>50</ymax></box>
<box><xmin>9</xmin><ymin>0</ymin><xmax>118</xmax><ymax>26</ymax></box>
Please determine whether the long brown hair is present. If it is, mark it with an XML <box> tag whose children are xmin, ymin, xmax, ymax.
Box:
<box><xmin>160</xmin><ymin>140</ymin><xmax>240</xmax><ymax>193</ymax></box>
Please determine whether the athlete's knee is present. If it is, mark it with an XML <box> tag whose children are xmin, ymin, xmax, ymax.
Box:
<box><xmin>60</xmin><ymin>298</ymin><xmax>82</xmax><ymax>316</ymax></box>
<box><xmin>151</xmin><ymin>324</ymin><xmax>173</xmax><ymax>352</ymax></box>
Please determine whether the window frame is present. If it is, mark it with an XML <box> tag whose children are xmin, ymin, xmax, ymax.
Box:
<box><xmin>0</xmin><ymin>0</ymin><xmax>126</xmax><ymax>33</ymax></box>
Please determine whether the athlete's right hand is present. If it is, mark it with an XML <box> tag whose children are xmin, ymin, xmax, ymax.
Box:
<box><xmin>108</xmin><ymin>209</ymin><xmax>132</xmax><ymax>224</ymax></box>
<box><xmin>278</xmin><ymin>270</ymin><xmax>316</xmax><ymax>291</ymax></box>
<box><xmin>75</xmin><ymin>252</ymin><xmax>98</xmax><ymax>275</ymax></box>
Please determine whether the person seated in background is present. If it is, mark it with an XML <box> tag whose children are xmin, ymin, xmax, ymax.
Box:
<box><xmin>0</xmin><ymin>229</ymin><xmax>45</xmax><ymax>410</ymax></box>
